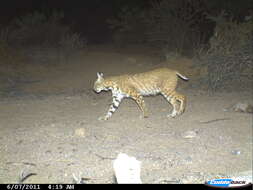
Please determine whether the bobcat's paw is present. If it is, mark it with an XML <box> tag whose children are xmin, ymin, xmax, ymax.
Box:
<box><xmin>167</xmin><ymin>111</ymin><xmax>178</xmax><ymax>118</ymax></box>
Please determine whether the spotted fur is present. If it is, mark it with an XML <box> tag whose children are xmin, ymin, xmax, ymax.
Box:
<box><xmin>93</xmin><ymin>68</ymin><xmax>188</xmax><ymax>120</ymax></box>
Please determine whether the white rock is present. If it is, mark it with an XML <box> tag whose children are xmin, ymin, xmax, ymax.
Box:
<box><xmin>113</xmin><ymin>153</ymin><xmax>142</xmax><ymax>184</ymax></box>
<box><xmin>182</xmin><ymin>130</ymin><xmax>198</xmax><ymax>139</ymax></box>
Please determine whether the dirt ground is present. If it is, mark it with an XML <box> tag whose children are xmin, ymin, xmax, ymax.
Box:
<box><xmin>0</xmin><ymin>45</ymin><xmax>252</xmax><ymax>184</ymax></box>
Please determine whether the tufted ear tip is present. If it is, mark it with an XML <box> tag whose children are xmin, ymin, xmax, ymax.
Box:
<box><xmin>97</xmin><ymin>72</ymin><xmax>104</xmax><ymax>78</ymax></box>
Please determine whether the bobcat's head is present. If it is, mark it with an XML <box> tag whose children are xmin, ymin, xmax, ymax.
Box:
<box><xmin>94</xmin><ymin>72</ymin><xmax>108</xmax><ymax>93</ymax></box>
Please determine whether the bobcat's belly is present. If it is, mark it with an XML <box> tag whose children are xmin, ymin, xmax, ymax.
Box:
<box><xmin>138</xmin><ymin>86</ymin><xmax>160</xmax><ymax>96</ymax></box>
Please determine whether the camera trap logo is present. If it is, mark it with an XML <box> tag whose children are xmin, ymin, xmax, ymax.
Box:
<box><xmin>205</xmin><ymin>178</ymin><xmax>252</xmax><ymax>188</ymax></box>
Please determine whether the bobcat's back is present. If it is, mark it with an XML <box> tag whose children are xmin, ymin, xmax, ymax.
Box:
<box><xmin>105</xmin><ymin>68</ymin><xmax>187</xmax><ymax>96</ymax></box>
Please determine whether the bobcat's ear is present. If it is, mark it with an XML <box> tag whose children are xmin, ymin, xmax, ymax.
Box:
<box><xmin>97</xmin><ymin>72</ymin><xmax>104</xmax><ymax>79</ymax></box>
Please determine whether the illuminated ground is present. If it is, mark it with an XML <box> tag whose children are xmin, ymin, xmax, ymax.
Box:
<box><xmin>0</xmin><ymin>46</ymin><xmax>252</xmax><ymax>183</ymax></box>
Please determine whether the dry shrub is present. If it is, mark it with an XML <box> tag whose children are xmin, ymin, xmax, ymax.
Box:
<box><xmin>0</xmin><ymin>29</ymin><xmax>11</xmax><ymax>63</ymax></box>
<box><xmin>59</xmin><ymin>33</ymin><xmax>87</xmax><ymax>52</ymax></box>
<box><xmin>107</xmin><ymin>6</ymin><xmax>147</xmax><ymax>46</ymax></box>
<box><xmin>107</xmin><ymin>0</ymin><xmax>208</xmax><ymax>57</ymax></box>
<box><xmin>0</xmin><ymin>28</ymin><xmax>26</xmax><ymax>67</ymax></box>
<box><xmin>197</xmin><ymin>11</ymin><xmax>253</xmax><ymax>91</ymax></box>
<box><xmin>0</xmin><ymin>32</ymin><xmax>27</xmax><ymax>83</ymax></box>
<box><xmin>8</xmin><ymin>10</ymin><xmax>86</xmax><ymax>50</ymax></box>
<box><xmin>144</xmin><ymin>0</ymin><xmax>207</xmax><ymax>55</ymax></box>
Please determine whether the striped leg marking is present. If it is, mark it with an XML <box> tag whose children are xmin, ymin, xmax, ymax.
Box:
<box><xmin>167</xmin><ymin>97</ymin><xmax>178</xmax><ymax>118</ymax></box>
<box><xmin>177</xmin><ymin>94</ymin><xmax>186</xmax><ymax>115</ymax></box>
<box><xmin>99</xmin><ymin>96</ymin><xmax>122</xmax><ymax>121</ymax></box>
<box><xmin>162</xmin><ymin>92</ymin><xmax>178</xmax><ymax>118</ymax></box>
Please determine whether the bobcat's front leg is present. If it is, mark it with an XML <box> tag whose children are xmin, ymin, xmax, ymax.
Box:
<box><xmin>99</xmin><ymin>95</ymin><xmax>123</xmax><ymax>121</ymax></box>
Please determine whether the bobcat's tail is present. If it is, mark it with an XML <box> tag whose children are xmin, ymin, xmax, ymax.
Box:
<box><xmin>176</xmin><ymin>72</ymin><xmax>189</xmax><ymax>81</ymax></box>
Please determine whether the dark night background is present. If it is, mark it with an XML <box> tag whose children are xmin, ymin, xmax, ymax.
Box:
<box><xmin>0</xmin><ymin>0</ymin><xmax>151</xmax><ymax>43</ymax></box>
<box><xmin>0</xmin><ymin>0</ymin><xmax>252</xmax><ymax>44</ymax></box>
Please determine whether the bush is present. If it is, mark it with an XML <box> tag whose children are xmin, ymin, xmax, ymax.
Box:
<box><xmin>0</xmin><ymin>27</ymin><xmax>27</xmax><ymax>80</ymax></box>
<box><xmin>8</xmin><ymin>10</ymin><xmax>67</xmax><ymax>47</ymax></box>
<box><xmin>107</xmin><ymin>6</ymin><xmax>147</xmax><ymax>46</ymax></box>
<box><xmin>59</xmin><ymin>33</ymin><xmax>87</xmax><ymax>51</ymax></box>
<box><xmin>0</xmin><ymin>28</ymin><xmax>11</xmax><ymax>60</ymax></box>
<box><xmin>143</xmin><ymin>0</ymin><xmax>207</xmax><ymax>55</ymax></box>
<box><xmin>197</xmin><ymin>11</ymin><xmax>253</xmax><ymax>91</ymax></box>
<box><xmin>8</xmin><ymin>10</ymin><xmax>86</xmax><ymax>49</ymax></box>
<box><xmin>107</xmin><ymin>0</ymin><xmax>208</xmax><ymax>55</ymax></box>
<box><xmin>0</xmin><ymin>28</ymin><xmax>19</xmax><ymax>66</ymax></box>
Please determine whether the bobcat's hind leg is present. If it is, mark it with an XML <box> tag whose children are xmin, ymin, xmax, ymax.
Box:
<box><xmin>176</xmin><ymin>93</ymin><xmax>186</xmax><ymax>115</ymax></box>
<box><xmin>167</xmin><ymin>97</ymin><xmax>178</xmax><ymax>118</ymax></box>
<box><xmin>161</xmin><ymin>91</ymin><xmax>179</xmax><ymax>118</ymax></box>
<box><xmin>162</xmin><ymin>90</ymin><xmax>187</xmax><ymax>118</ymax></box>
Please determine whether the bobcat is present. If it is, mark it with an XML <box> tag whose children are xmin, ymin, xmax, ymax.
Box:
<box><xmin>93</xmin><ymin>68</ymin><xmax>188</xmax><ymax>120</ymax></box>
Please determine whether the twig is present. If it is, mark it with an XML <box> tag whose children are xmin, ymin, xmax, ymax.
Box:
<box><xmin>94</xmin><ymin>153</ymin><xmax>115</xmax><ymax>160</ymax></box>
<box><xmin>22</xmin><ymin>162</ymin><xmax>37</xmax><ymax>166</ymax></box>
<box><xmin>199</xmin><ymin>118</ymin><xmax>230</xmax><ymax>124</ymax></box>
<box><xmin>18</xmin><ymin>170</ymin><xmax>37</xmax><ymax>184</ymax></box>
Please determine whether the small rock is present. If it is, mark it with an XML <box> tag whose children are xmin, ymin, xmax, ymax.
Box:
<box><xmin>231</xmin><ymin>150</ymin><xmax>241</xmax><ymax>155</ymax></box>
<box><xmin>182</xmin><ymin>130</ymin><xmax>198</xmax><ymax>139</ymax></box>
<box><xmin>74</xmin><ymin>128</ymin><xmax>86</xmax><ymax>137</ymax></box>
<box><xmin>224</xmin><ymin>102</ymin><xmax>253</xmax><ymax>113</ymax></box>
